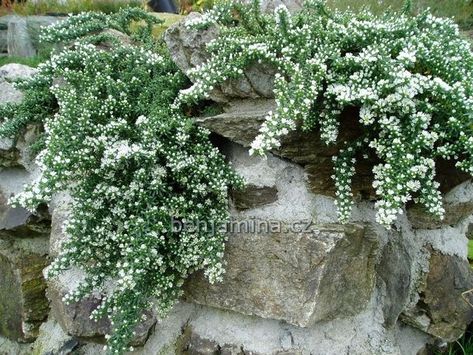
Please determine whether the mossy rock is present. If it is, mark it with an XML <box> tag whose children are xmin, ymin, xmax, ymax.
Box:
<box><xmin>0</xmin><ymin>236</ymin><xmax>49</xmax><ymax>342</ymax></box>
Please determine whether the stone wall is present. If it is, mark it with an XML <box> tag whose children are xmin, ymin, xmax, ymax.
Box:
<box><xmin>1</xmin><ymin>10</ymin><xmax>473</xmax><ymax>354</ymax></box>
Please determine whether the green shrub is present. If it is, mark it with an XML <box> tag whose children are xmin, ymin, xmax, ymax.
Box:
<box><xmin>0</xmin><ymin>8</ymin><xmax>241</xmax><ymax>354</ymax></box>
<box><xmin>178</xmin><ymin>0</ymin><xmax>473</xmax><ymax>227</ymax></box>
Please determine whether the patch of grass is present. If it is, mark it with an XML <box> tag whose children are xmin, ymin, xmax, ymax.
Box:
<box><xmin>442</xmin><ymin>330</ymin><xmax>473</xmax><ymax>355</ymax></box>
<box><xmin>0</xmin><ymin>0</ymin><xmax>143</xmax><ymax>17</ymax></box>
<box><xmin>0</xmin><ymin>55</ymin><xmax>44</xmax><ymax>67</ymax></box>
<box><xmin>326</xmin><ymin>0</ymin><xmax>473</xmax><ymax>29</ymax></box>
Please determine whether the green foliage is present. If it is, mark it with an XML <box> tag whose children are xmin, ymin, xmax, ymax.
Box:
<box><xmin>325</xmin><ymin>0</ymin><xmax>473</xmax><ymax>30</ymax></box>
<box><xmin>39</xmin><ymin>7</ymin><xmax>162</xmax><ymax>44</ymax></box>
<box><xmin>441</xmin><ymin>330</ymin><xmax>473</xmax><ymax>355</ymax></box>
<box><xmin>179</xmin><ymin>0</ymin><xmax>473</xmax><ymax>227</ymax></box>
<box><xmin>0</xmin><ymin>8</ymin><xmax>241</xmax><ymax>354</ymax></box>
<box><xmin>0</xmin><ymin>55</ymin><xmax>45</xmax><ymax>68</ymax></box>
<box><xmin>1</xmin><ymin>0</ymin><xmax>143</xmax><ymax>17</ymax></box>
<box><xmin>180</xmin><ymin>0</ymin><xmax>216</xmax><ymax>14</ymax></box>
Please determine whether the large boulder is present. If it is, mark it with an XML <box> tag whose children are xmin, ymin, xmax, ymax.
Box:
<box><xmin>184</xmin><ymin>223</ymin><xmax>379</xmax><ymax>326</ymax></box>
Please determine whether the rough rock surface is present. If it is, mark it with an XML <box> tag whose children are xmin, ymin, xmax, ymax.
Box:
<box><xmin>4</xmin><ymin>15</ymin><xmax>64</xmax><ymax>57</ymax></box>
<box><xmin>402</xmin><ymin>251</ymin><xmax>473</xmax><ymax>342</ymax></box>
<box><xmin>196</xmin><ymin>100</ymin><xmax>469</xmax><ymax>199</ymax></box>
<box><xmin>164</xmin><ymin>14</ymin><xmax>276</xmax><ymax>103</ymax></box>
<box><xmin>47</xmin><ymin>267</ymin><xmax>156</xmax><ymax>346</ymax></box>
<box><xmin>0</xmin><ymin>165</ymin><xmax>49</xmax><ymax>343</ymax></box>
<box><xmin>231</xmin><ymin>184</ymin><xmax>278</xmax><ymax>210</ymax></box>
<box><xmin>0</xmin><ymin>63</ymin><xmax>39</xmax><ymax>170</ymax></box>
<box><xmin>46</xmin><ymin>268</ymin><xmax>111</xmax><ymax>339</ymax></box>
<box><xmin>377</xmin><ymin>232</ymin><xmax>414</xmax><ymax>327</ymax></box>
<box><xmin>0</xmin><ymin>235</ymin><xmax>49</xmax><ymax>342</ymax></box>
<box><xmin>31</xmin><ymin>318</ymin><xmax>79</xmax><ymax>355</ymax></box>
<box><xmin>184</xmin><ymin>224</ymin><xmax>378</xmax><ymax>327</ymax></box>
<box><xmin>408</xmin><ymin>180</ymin><xmax>473</xmax><ymax>229</ymax></box>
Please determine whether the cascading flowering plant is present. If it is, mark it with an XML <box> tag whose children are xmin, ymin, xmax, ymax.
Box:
<box><xmin>0</xmin><ymin>8</ymin><xmax>241</xmax><ymax>354</ymax></box>
<box><xmin>177</xmin><ymin>0</ymin><xmax>473</xmax><ymax>227</ymax></box>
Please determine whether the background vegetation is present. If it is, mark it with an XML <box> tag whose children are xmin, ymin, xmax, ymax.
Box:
<box><xmin>0</xmin><ymin>0</ymin><xmax>142</xmax><ymax>17</ymax></box>
<box><xmin>325</xmin><ymin>0</ymin><xmax>473</xmax><ymax>29</ymax></box>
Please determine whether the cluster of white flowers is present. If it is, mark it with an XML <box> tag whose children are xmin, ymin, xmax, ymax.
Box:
<box><xmin>2</xmin><ymin>14</ymin><xmax>242</xmax><ymax>355</ymax></box>
<box><xmin>181</xmin><ymin>0</ymin><xmax>473</xmax><ymax>227</ymax></box>
<box><xmin>40</xmin><ymin>7</ymin><xmax>161</xmax><ymax>44</ymax></box>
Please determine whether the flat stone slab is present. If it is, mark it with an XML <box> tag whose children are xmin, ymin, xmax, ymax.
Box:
<box><xmin>184</xmin><ymin>223</ymin><xmax>378</xmax><ymax>327</ymax></box>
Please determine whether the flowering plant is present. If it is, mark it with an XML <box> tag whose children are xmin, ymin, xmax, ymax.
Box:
<box><xmin>0</xmin><ymin>9</ymin><xmax>241</xmax><ymax>354</ymax></box>
<box><xmin>178</xmin><ymin>0</ymin><xmax>473</xmax><ymax>226</ymax></box>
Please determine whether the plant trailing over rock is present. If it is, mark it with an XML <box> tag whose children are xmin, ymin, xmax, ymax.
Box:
<box><xmin>178</xmin><ymin>0</ymin><xmax>473</xmax><ymax>227</ymax></box>
<box><xmin>0</xmin><ymin>8</ymin><xmax>241</xmax><ymax>354</ymax></box>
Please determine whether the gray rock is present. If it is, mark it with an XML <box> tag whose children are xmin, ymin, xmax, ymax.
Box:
<box><xmin>0</xmin><ymin>30</ymin><xmax>7</xmax><ymax>53</ymax></box>
<box><xmin>0</xmin><ymin>235</ymin><xmax>49</xmax><ymax>342</ymax></box>
<box><xmin>232</xmin><ymin>184</ymin><xmax>278</xmax><ymax>210</ymax></box>
<box><xmin>176</xmin><ymin>326</ymin><xmax>221</xmax><ymax>355</ymax></box>
<box><xmin>408</xmin><ymin>180</ymin><xmax>473</xmax><ymax>229</ymax></box>
<box><xmin>467</xmin><ymin>223</ymin><xmax>473</xmax><ymax>240</ymax></box>
<box><xmin>3</xmin><ymin>15</ymin><xmax>64</xmax><ymax>57</ymax></box>
<box><xmin>377</xmin><ymin>232</ymin><xmax>413</xmax><ymax>327</ymax></box>
<box><xmin>0</xmin><ymin>63</ymin><xmax>37</xmax><ymax>121</ymax></box>
<box><xmin>0</xmin><ymin>335</ymin><xmax>33</xmax><ymax>355</ymax></box>
<box><xmin>0</xmin><ymin>81</ymin><xmax>24</xmax><ymax>107</ymax></box>
<box><xmin>0</xmin><ymin>167</ymin><xmax>50</xmax><ymax>239</ymax></box>
<box><xmin>0</xmin><ymin>63</ymin><xmax>37</xmax><ymax>81</ymax></box>
<box><xmin>195</xmin><ymin>100</ymin><xmax>376</xmax><ymax>198</ymax></box>
<box><xmin>175</xmin><ymin>325</ymin><xmax>261</xmax><ymax>355</ymax></box>
<box><xmin>401</xmin><ymin>251</ymin><xmax>473</xmax><ymax>342</ymax></box>
<box><xmin>31</xmin><ymin>318</ymin><xmax>79</xmax><ymax>355</ymax></box>
<box><xmin>407</xmin><ymin>202</ymin><xmax>473</xmax><ymax>229</ymax></box>
<box><xmin>48</xmin><ymin>192</ymin><xmax>73</xmax><ymax>258</ymax></box>
<box><xmin>7</xmin><ymin>17</ymin><xmax>36</xmax><ymax>57</ymax></box>
<box><xmin>184</xmin><ymin>224</ymin><xmax>379</xmax><ymax>327</ymax></box>
<box><xmin>164</xmin><ymin>14</ymin><xmax>275</xmax><ymax>103</ymax></box>
<box><xmin>47</xmin><ymin>268</ymin><xmax>156</xmax><ymax>346</ymax></box>
<box><xmin>47</xmin><ymin>269</ymin><xmax>110</xmax><ymax>339</ymax></box>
